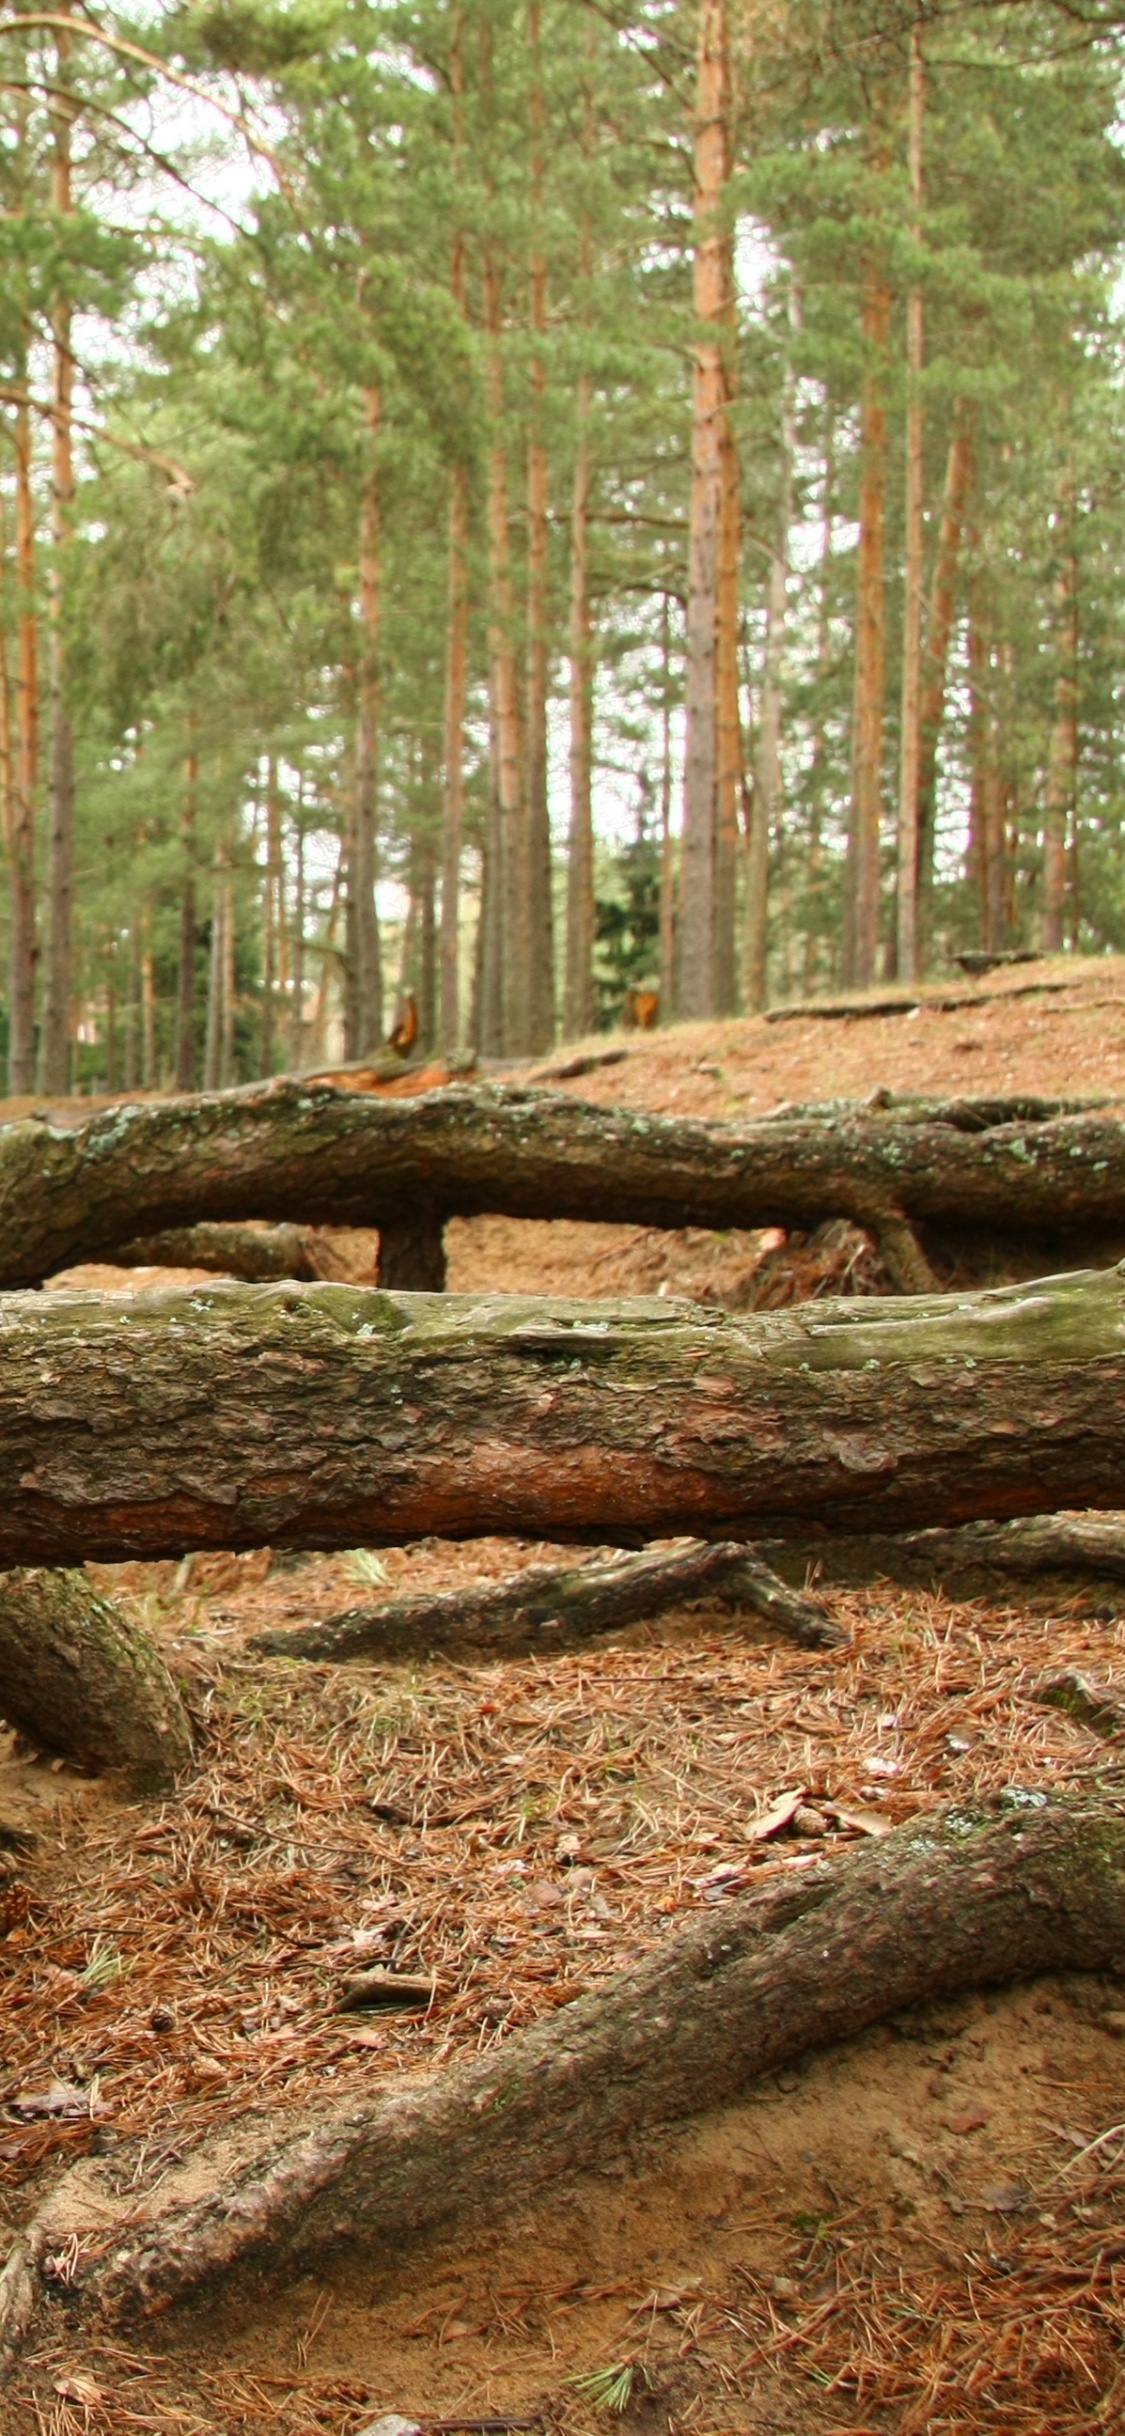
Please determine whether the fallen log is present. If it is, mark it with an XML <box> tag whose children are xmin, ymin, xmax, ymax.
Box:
<box><xmin>250</xmin><ymin>1539</ymin><xmax>840</xmax><ymax>1662</ymax></box>
<box><xmin>757</xmin><ymin>1510</ymin><xmax>1125</xmax><ymax>1601</ymax></box>
<box><xmin>0</xmin><ymin>1569</ymin><xmax>193</xmax><ymax>1788</ymax></box>
<box><xmin>52</xmin><ymin>1794</ymin><xmax>1125</xmax><ymax>2322</ymax></box>
<box><xmin>763</xmin><ymin>977</ymin><xmax>1078</xmax><ymax>1024</ymax></box>
<box><xmin>8</xmin><ymin>1077</ymin><xmax>1125</xmax><ymax>1297</ymax></box>
<box><xmin>109</xmin><ymin>1221</ymin><xmax>325</xmax><ymax>1282</ymax></box>
<box><xmin>1</xmin><ymin>1265</ymin><xmax>1125</xmax><ymax>1564</ymax></box>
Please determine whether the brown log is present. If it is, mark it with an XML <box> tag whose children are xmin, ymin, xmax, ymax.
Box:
<box><xmin>757</xmin><ymin>1510</ymin><xmax>1125</xmax><ymax>1602</ymax></box>
<box><xmin>0</xmin><ymin>1568</ymin><xmax>192</xmax><ymax>1789</ymax></box>
<box><xmin>8</xmin><ymin>1077</ymin><xmax>1125</xmax><ymax>1298</ymax></box>
<box><xmin>765</xmin><ymin>976</ymin><xmax>1074</xmax><ymax>1023</ymax></box>
<box><xmin>0</xmin><ymin>1265</ymin><xmax>1124</xmax><ymax>1567</ymax></box>
<box><xmin>109</xmin><ymin>1222</ymin><xmax>382</xmax><ymax>1288</ymax></box>
<box><xmin>250</xmin><ymin>1538</ymin><xmax>839</xmax><ymax>1662</ymax></box>
<box><xmin>111</xmin><ymin>1221</ymin><xmax>324</xmax><ymax>1282</ymax></box>
<box><xmin>55</xmin><ymin>1794</ymin><xmax>1125</xmax><ymax>2323</ymax></box>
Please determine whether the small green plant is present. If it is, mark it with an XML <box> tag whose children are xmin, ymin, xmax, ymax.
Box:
<box><xmin>81</xmin><ymin>1938</ymin><xmax>125</xmax><ymax>1992</ymax></box>
<box><xmin>572</xmin><ymin>2361</ymin><xmax>636</xmax><ymax>2415</ymax></box>
<box><xmin>345</xmin><ymin>1549</ymin><xmax>391</xmax><ymax>1590</ymax></box>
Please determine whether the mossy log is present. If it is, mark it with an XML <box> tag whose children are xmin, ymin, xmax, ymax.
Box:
<box><xmin>1</xmin><ymin>1265</ymin><xmax>1125</xmax><ymax>1564</ymax></box>
<box><xmin>6</xmin><ymin>1078</ymin><xmax>1125</xmax><ymax>1297</ymax></box>
<box><xmin>46</xmin><ymin>1795</ymin><xmax>1125</xmax><ymax>2322</ymax></box>
<box><xmin>0</xmin><ymin>1569</ymin><xmax>192</xmax><ymax>1788</ymax></box>
<box><xmin>250</xmin><ymin>1538</ymin><xmax>839</xmax><ymax>1662</ymax></box>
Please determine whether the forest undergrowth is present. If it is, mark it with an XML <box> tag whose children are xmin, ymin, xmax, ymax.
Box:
<box><xmin>4</xmin><ymin>980</ymin><xmax>1125</xmax><ymax>2436</ymax></box>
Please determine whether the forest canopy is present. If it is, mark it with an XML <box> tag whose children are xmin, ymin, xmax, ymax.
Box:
<box><xmin>2</xmin><ymin>0</ymin><xmax>1124</xmax><ymax>1093</ymax></box>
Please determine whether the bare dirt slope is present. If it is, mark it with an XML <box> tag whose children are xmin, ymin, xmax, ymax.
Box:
<box><xmin>4</xmin><ymin>959</ymin><xmax>1125</xmax><ymax>2436</ymax></box>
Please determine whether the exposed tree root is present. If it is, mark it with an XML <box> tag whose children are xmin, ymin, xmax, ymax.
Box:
<box><xmin>6</xmin><ymin>1795</ymin><xmax>1114</xmax><ymax>2339</ymax></box>
<box><xmin>249</xmin><ymin>1538</ymin><xmax>839</xmax><ymax>1663</ymax></box>
<box><xmin>0</xmin><ymin>1569</ymin><xmax>193</xmax><ymax>1789</ymax></box>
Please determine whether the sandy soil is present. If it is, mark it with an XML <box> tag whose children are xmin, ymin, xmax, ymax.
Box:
<box><xmin>4</xmin><ymin>959</ymin><xmax>1125</xmax><ymax>2434</ymax></box>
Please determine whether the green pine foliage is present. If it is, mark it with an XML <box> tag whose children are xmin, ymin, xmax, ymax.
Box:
<box><xmin>0</xmin><ymin>0</ymin><xmax>1124</xmax><ymax>1087</ymax></box>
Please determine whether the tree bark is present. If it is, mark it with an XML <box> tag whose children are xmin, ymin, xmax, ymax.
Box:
<box><xmin>896</xmin><ymin>25</ymin><xmax>924</xmax><ymax>986</ymax></box>
<box><xmin>804</xmin><ymin>415</ymin><xmax>834</xmax><ymax>992</ymax></box>
<box><xmin>967</xmin><ymin>556</ymin><xmax>1006</xmax><ymax>956</ymax></box>
<box><xmin>481</xmin><ymin>238</ymin><xmax>523</xmax><ymax>1058</ymax></box>
<box><xmin>524</xmin><ymin>0</ymin><xmax>555</xmax><ymax>1056</ymax></box>
<box><xmin>261</xmin><ymin>756</ymin><xmax>281</xmax><ymax>1076</ymax></box>
<box><xmin>679</xmin><ymin>0</ymin><xmax>730</xmax><ymax>1021</ymax></box>
<box><xmin>439</xmin><ymin>18</ymin><xmax>469</xmax><ymax>1061</ymax></box>
<box><xmin>70</xmin><ymin>1795</ymin><xmax>1125</xmax><ymax>2323</ymax></box>
<box><xmin>844</xmin><ymin>261</ymin><xmax>890</xmax><ymax>991</ymax></box>
<box><xmin>202</xmin><ymin>848</ymin><xmax>225</xmax><ymax>1093</ymax></box>
<box><xmin>755</xmin><ymin>1509</ymin><xmax>1125</xmax><ymax>1603</ymax></box>
<box><xmin>174</xmin><ymin>732</ymin><xmax>198</xmax><ymax>1092</ymax></box>
<box><xmin>251</xmin><ymin>1538</ymin><xmax>837</xmax><ymax>1662</ymax></box>
<box><xmin>0</xmin><ymin>1567</ymin><xmax>192</xmax><ymax>1789</ymax></box>
<box><xmin>917</xmin><ymin>398</ymin><xmax>974</xmax><ymax>963</ymax></box>
<box><xmin>347</xmin><ymin>386</ymin><xmax>385</xmax><ymax>1056</ymax></box>
<box><xmin>37</xmin><ymin>0</ymin><xmax>75</xmax><ymax>1097</ymax></box>
<box><xmin>8</xmin><ymin>375</ymin><xmax>38</xmax><ymax>1097</ymax></box>
<box><xmin>745</xmin><ymin>286</ymin><xmax>795</xmax><ymax>1012</ymax></box>
<box><xmin>440</xmin><ymin>458</ymin><xmax>469</xmax><ymax>1057</ymax></box>
<box><xmin>1</xmin><ymin>1264</ymin><xmax>1125</xmax><ymax>1564</ymax></box>
<box><xmin>713</xmin><ymin>232</ymin><xmax>741</xmax><ymax>1017</ymax></box>
<box><xmin>1042</xmin><ymin>463</ymin><xmax>1078</xmax><ymax>955</ymax></box>
<box><xmin>8</xmin><ymin>1079</ymin><xmax>1125</xmax><ymax>1292</ymax></box>
<box><xmin>110</xmin><ymin>1219</ymin><xmax>329</xmax><ymax>1282</ymax></box>
<box><xmin>658</xmin><ymin>594</ymin><xmax>676</xmax><ymax>1017</ymax></box>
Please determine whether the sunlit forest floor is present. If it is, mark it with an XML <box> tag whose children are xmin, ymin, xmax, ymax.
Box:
<box><xmin>3</xmin><ymin>954</ymin><xmax>1125</xmax><ymax>2436</ymax></box>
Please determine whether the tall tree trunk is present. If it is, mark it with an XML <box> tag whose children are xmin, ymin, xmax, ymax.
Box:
<box><xmin>418</xmin><ymin>825</ymin><xmax>437</xmax><ymax>1054</ymax></box>
<box><xmin>844</xmin><ymin>261</ymin><xmax>890</xmax><ymax>991</ymax></box>
<box><xmin>174</xmin><ymin>731</ymin><xmax>197</xmax><ymax>1092</ymax></box>
<box><xmin>0</xmin><ymin>490</ymin><xmax>11</xmax><ymax>874</ymax></box>
<box><xmin>291</xmin><ymin>790</ymin><xmax>306</xmax><ymax>1066</ymax></box>
<box><xmin>440</xmin><ymin>457</ymin><xmax>468</xmax><ymax>1056</ymax></box>
<box><xmin>349</xmin><ymin>386</ymin><xmax>384</xmax><ymax>1054</ymax></box>
<box><xmin>1042</xmin><ymin>466</ymin><xmax>1077</xmax><ymax>954</ymax></box>
<box><xmin>262</xmin><ymin>754</ymin><xmax>280</xmax><ymax>1076</ymax></box>
<box><xmin>713</xmin><ymin>235</ymin><xmax>742</xmax><ymax>1016</ymax></box>
<box><xmin>967</xmin><ymin>556</ymin><xmax>1005</xmax><ymax>956</ymax></box>
<box><xmin>482</xmin><ymin>240</ymin><xmax>523</xmax><ymax>1057</ymax></box>
<box><xmin>916</xmin><ymin>397</ymin><xmax>974</xmax><ymax>964</ymax></box>
<box><xmin>203</xmin><ymin>849</ymin><xmax>225</xmax><ymax>1093</ymax></box>
<box><xmin>220</xmin><ymin>861</ymin><xmax>236</xmax><ymax>1086</ymax></box>
<box><xmin>804</xmin><ymin>414</ymin><xmax>835</xmax><ymax>992</ymax></box>
<box><xmin>564</xmin><ymin>372</ymin><xmax>594</xmax><ymax>1040</ymax></box>
<box><xmin>565</xmin><ymin>38</ymin><xmax>597</xmax><ymax>1044</ymax></box>
<box><xmin>523</xmin><ymin>0</ymin><xmax>555</xmax><ymax>1053</ymax></box>
<box><xmin>896</xmin><ymin>23</ymin><xmax>925</xmax><ymax>985</ymax></box>
<box><xmin>744</xmin><ymin>282</ymin><xmax>796</xmax><ymax>1012</ymax></box>
<box><xmin>9</xmin><ymin>379</ymin><xmax>38</xmax><ymax>1095</ymax></box>
<box><xmin>679</xmin><ymin>0</ymin><xmax>731</xmax><ymax>1021</ymax></box>
<box><xmin>123</xmin><ymin>928</ymin><xmax>139</xmax><ymax>1091</ymax></box>
<box><xmin>141</xmin><ymin>900</ymin><xmax>156</xmax><ymax>1089</ymax></box>
<box><xmin>309</xmin><ymin>841</ymin><xmax>342</xmax><ymax>1062</ymax></box>
<box><xmin>440</xmin><ymin>12</ymin><xmax>469</xmax><ymax>1059</ymax></box>
<box><xmin>658</xmin><ymin>594</ymin><xmax>676</xmax><ymax>1017</ymax></box>
<box><xmin>38</xmin><ymin>0</ymin><xmax>75</xmax><ymax>1095</ymax></box>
